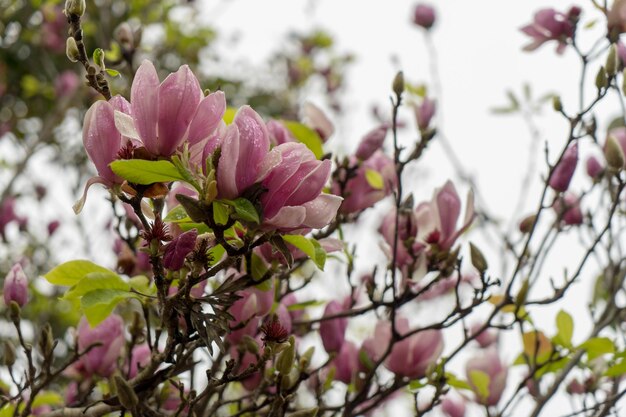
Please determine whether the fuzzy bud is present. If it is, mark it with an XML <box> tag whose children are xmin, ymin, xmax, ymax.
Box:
<box><xmin>113</xmin><ymin>376</ymin><xmax>138</xmax><ymax>410</ymax></box>
<box><xmin>595</xmin><ymin>66</ymin><xmax>608</xmax><ymax>90</ymax></box>
<box><xmin>607</xmin><ymin>45</ymin><xmax>618</xmax><ymax>77</ymax></box>
<box><xmin>2</xmin><ymin>341</ymin><xmax>16</xmax><ymax>367</ymax></box>
<box><xmin>552</xmin><ymin>95</ymin><xmax>563</xmax><ymax>112</ymax></box>
<box><xmin>65</xmin><ymin>0</ymin><xmax>85</xmax><ymax>17</ymax></box>
<box><xmin>66</xmin><ymin>37</ymin><xmax>80</xmax><ymax>63</ymax></box>
<box><xmin>114</xmin><ymin>23</ymin><xmax>134</xmax><ymax>49</ymax></box>
<box><xmin>469</xmin><ymin>242</ymin><xmax>488</xmax><ymax>273</ymax></box>
<box><xmin>275</xmin><ymin>336</ymin><xmax>296</xmax><ymax>375</ymax></box>
<box><xmin>392</xmin><ymin>71</ymin><xmax>404</xmax><ymax>97</ymax></box>
<box><xmin>519</xmin><ymin>214</ymin><xmax>536</xmax><ymax>234</ymax></box>
<box><xmin>605</xmin><ymin>135</ymin><xmax>625</xmax><ymax>171</ymax></box>
<box><xmin>586</xmin><ymin>156</ymin><xmax>604</xmax><ymax>180</ymax></box>
<box><xmin>412</xmin><ymin>4</ymin><xmax>436</xmax><ymax>30</ymax></box>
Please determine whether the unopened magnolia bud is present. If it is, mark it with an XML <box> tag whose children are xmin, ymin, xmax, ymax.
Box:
<box><xmin>39</xmin><ymin>323</ymin><xmax>55</xmax><ymax>357</ymax></box>
<box><xmin>65</xmin><ymin>0</ymin><xmax>86</xmax><ymax>16</ymax></box>
<box><xmin>299</xmin><ymin>346</ymin><xmax>315</xmax><ymax>370</ymax></box>
<box><xmin>114</xmin><ymin>23</ymin><xmax>134</xmax><ymax>49</ymax></box>
<box><xmin>552</xmin><ymin>96</ymin><xmax>563</xmax><ymax>112</ymax></box>
<box><xmin>515</xmin><ymin>279</ymin><xmax>530</xmax><ymax>310</ymax></box>
<box><xmin>66</xmin><ymin>37</ymin><xmax>80</xmax><ymax>63</ymax></box>
<box><xmin>605</xmin><ymin>135</ymin><xmax>625</xmax><ymax>171</ymax></box>
<box><xmin>469</xmin><ymin>243</ymin><xmax>488</xmax><ymax>273</ymax></box>
<box><xmin>289</xmin><ymin>408</ymin><xmax>319</xmax><ymax>417</ymax></box>
<box><xmin>519</xmin><ymin>215</ymin><xmax>537</xmax><ymax>234</ymax></box>
<box><xmin>595</xmin><ymin>66</ymin><xmax>608</xmax><ymax>90</ymax></box>
<box><xmin>4</xmin><ymin>263</ymin><xmax>28</xmax><ymax>307</ymax></box>
<box><xmin>3</xmin><ymin>341</ymin><xmax>16</xmax><ymax>367</ymax></box>
<box><xmin>392</xmin><ymin>71</ymin><xmax>404</xmax><ymax>97</ymax></box>
<box><xmin>606</xmin><ymin>45</ymin><xmax>618</xmax><ymax>77</ymax></box>
<box><xmin>113</xmin><ymin>376</ymin><xmax>138</xmax><ymax>410</ymax></box>
<box><xmin>275</xmin><ymin>336</ymin><xmax>296</xmax><ymax>375</ymax></box>
<box><xmin>242</xmin><ymin>335</ymin><xmax>260</xmax><ymax>355</ymax></box>
<box><xmin>9</xmin><ymin>301</ymin><xmax>21</xmax><ymax>324</ymax></box>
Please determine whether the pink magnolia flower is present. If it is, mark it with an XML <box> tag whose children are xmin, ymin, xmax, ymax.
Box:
<box><xmin>230</xmin><ymin>338</ymin><xmax>263</xmax><ymax>391</ymax></box>
<box><xmin>379</xmin><ymin>208</ymin><xmax>423</xmax><ymax>268</ymax></box>
<box><xmin>466</xmin><ymin>348</ymin><xmax>508</xmax><ymax>406</ymax></box>
<box><xmin>549</xmin><ymin>143</ymin><xmax>578</xmax><ymax>192</ymax></box>
<box><xmin>336</xmin><ymin>151</ymin><xmax>397</xmax><ymax>213</ymax></box>
<box><xmin>217</xmin><ymin>106</ymin><xmax>281</xmax><ymax>199</ymax></box>
<box><xmin>609</xmin><ymin>0</ymin><xmax>626</xmax><ymax>35</ymax></box>
<box><xmin>441</xmin><ymin>396</ymin><xmax>466</xmax><ymax>417</ymax></box>
<box><xmin>116</xmin><ymin>60</ymin><xmax>226</xmax><ymax>157</ymax></box>
<box><xmin>260</xmin><ymin>142</ymin><xmax>342</xmax><ymax>230</ymax></box>
<box><xmin>302</xmin><ymin>102</ymin><xmax>334</xmax><ymax>142</ymax></box>
<box><xmin>76</xmin><ymin>315</ymin><xmax>125</xmax><ymax>378</ymax></box>
<box><xmin>3</xmin><ymin>263</ymin><xmax>28</xmax><ymax>307</ymax></box>
<box><xmin>470</xmin><ymin>323</ymin><xmax>498</xmax><ymax>348</ymax></box>
<box><xmin>412</xmin><ymin>4</ymin><xmax>436</xmax><ymax>30</ymax></box>
<box><xmin>319</xmin><ymin>300</ymin><xmax>348</xmax><ymax>353</ymax></box>
<box><xmin>415</xmin><ymin>98</ymin><xmax>436</xmax><ymax>131</ymax></box>
<box><xmin>553</xmin><ymin>192</ymin><xmax>583</xmax><ymax>226</ymax></box>
<box><xmin>127</xmin><ymin>343</ymin><xmax>151</xmax><ymax>378</ymax></box>
<box><xmin>331</xmin><ymin>341</ymin><xmax>360</xmax><ymax>384</ymax></box>
<box><xmin>267</xmin><ymin>120</ymin><xmax>295</xmax><ymax>146</ymax></box>
<box><xmin>521</xmin><ymin>7</ymin><xmax>580</xmax><ymax>55</ymax></box>
<box><xmin>415</xmin><ymin>180</ymin><xmax>475</xmax><ymax>251</ymax></box>
<box><xmin>363</xmin><ymin>318</ymin><xmax>443</xmax><ymax>379</ymax></box>
<box><xmin>586</xmin><ymin>155</ymin><xmax>604</xmax><ymax>180</ymax></box>
<box><xmin>356</xmin><ymin>125</ymin><xmax>388</xmax><ymax>160</ymax></box>
<box><xmin>227</xmin><ymin>282</ymin><xmax>275</xmax><ymax>345</ymax></box>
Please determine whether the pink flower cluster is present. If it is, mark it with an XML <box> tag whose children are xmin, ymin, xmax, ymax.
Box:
<box><xmin>81</xmin><ymin>60</ymin><xmax>341</xmax><ymax>231</ymax></box>
<box><xmin>521</xmin><ymin>7</ymin><xmax>581</xmax><ymax>55</ymax></box>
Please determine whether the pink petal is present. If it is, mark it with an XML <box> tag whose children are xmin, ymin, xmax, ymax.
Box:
<box><xmin>131</xmin><ymin>60</ymin><xmax>160</xmax><ymax>154</ymax></box>
<box><xmin>157</xmin><ymin>65</ymin><xmax>203</xmax><ymax>156</ymax></box>
<box><xmin>114</xmin><ymin>110</ymin><xmax>140</xmax><ymax>141</ymax></box>
<box><xmin>187</xmin><ymin>91</ymin><xmax>227</xmax><ymax>146</ymax></box>
<box><xmin>73</xmin><ymin>176</ymin><xmax>111</xmax><ymax>214</ymax></box>
<box><xmin>435</xmin><ymin>181</ymin><xmax>461</xmax><ymax>242</ymax></box>
<box><xmin>301</xmin><ymin>194</ymin><xmax>342</xmax><ymax>229</ymax></box>
<box><xmin>83</xmin><ymin>100</ymin><xmax>122</xmax><ymax>184</ymax></box>
<box><xmin>264</xmin><ymin>206</ymin><xmax>307</xmax><ymax>229</ymax></box>
<box><xmin>233</xmin><ymin>106</ymin><xmax>270</xmax><ymax>192</ymax></box>
<box><xmin>216</xmin><ymin>124</ymin><xmax>241</xmax><ymax>199</ymax></box>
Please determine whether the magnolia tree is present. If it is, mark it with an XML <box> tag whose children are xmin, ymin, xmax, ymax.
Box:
<box><xmin>3</xmin><ymin>1</ymin><xmax>626</xmax><ymax>416</ymax></box>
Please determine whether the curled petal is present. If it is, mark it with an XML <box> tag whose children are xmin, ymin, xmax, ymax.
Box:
<box><xmin>73</xmin><ymin>176</ymin><xmax>111</xmax><ymax>214</ymax></box>
<box><xmin>301</xmin><ymin>194</ymin><xmax>342</xmax><ymax>229</ymax></box>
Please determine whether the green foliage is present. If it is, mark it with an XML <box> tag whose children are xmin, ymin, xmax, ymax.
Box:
<box><xmin>579</xmin><ymin>337</ymin><xmax>615</xmax><ymax>360</ymax></box>
<box><xmin>283</xmin><ymin>121</ymin><xmax>325</xmax><ymax>159</ymax></box>
<box><xmin>44</xmin><ymin>260</ymin><xmax>112</xmax><ymax>286</ymax></box>
<box><xmin>222</xmin><ymin>198</ymin><xmax>261</xmax><ymax>224</ymax></box>
<box><xmin>364</xmin><ymin>169</ymin><xmax>384</xmax><ymax>190</ymax></box>
<box><xmin>110</xmin><ymin>160</ymin><xmax>186</xmax><ymax>184</ymax></box>
<box><xmin>468</xmin><ymin>370</ymin><xmax>490</xmax><ymax>402</ymax></box>
<box><xmin>282</xmin><ymin>234</ymin><xmax>326</xmax><ymax>269</ymax></box>
<box><xmin>554</xmin><ymin>310</ymin><xmax>574</xmax><ymax>347</ymax></box>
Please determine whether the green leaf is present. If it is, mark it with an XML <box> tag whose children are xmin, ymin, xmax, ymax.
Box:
<box><xmin>555</xmin><ymin>310</ymin><xmax>574</xmax><ymax>347</ymax></box>
<box><xmin>208</xmin><ymin>244</ymin><xmax>225</xmax><ymax>266</ymax></box>
<box><xmin>129</xmin><ymin>275</ymin><xmax>154</xmax><ymax>295</ymax></box>
<box><xmin>251</xmin><ymin>253</ymin><xmax>268</xmax><ymax>281</ymax></box>
<box><xmin>283</xmin><ymin>121</ymin><xmax>324</xmax><ymax>159</ymax></box>
<box><xmin>213</xmin><ymin>201</ymin><xmax>229</xmax><ymax>225</ymax></box>
<box><xmin>408</xmin><ymin>379</ymin><xmax>425</xmax><ymax>391</ymax></box>
<box><xmin>364</xmin><ymin>169</ymin><xmax>384</xmax><ymax>190</ymax></box>
<box><xmin>605</xmin><ymin>359</ymin><xmax>626</xmax><ymax>377</ymax></box>
<box><xmin>579</xmin><ymin>337</ymin><xmax>615</xmax><ymax>360</ymax></box>
<box><xmin>286</xmin><ymin>299</ymin><xmax>325</xmax><ymax>311</ymax></box>
<box><xmin>223</xmin><ymin>107</ymin><xmax>237</xmax><ymax>124</ymax></box>
<box><xmin>445</xmin><ymin>372</ymin><xmax>471</xmax><ymax>390</ymax></box>
<box><xmin>81</xmin><ymin>289</ymin><xmax>136</xmax><ymax>326</ymax></box>
<box><xmin>222</xmin><ymin>198</ymin><xmax>260</xmax><ymax>224</ymax></box>
<box><xmin>164</xmin><ymin>205</ymin><xmax>190</xmax><ymax>223</ymax></box>
<box><xmin>105</xmin><ymin>69</ymin><xmax>120</xmax><ymax>77</ymax></box>
<box><xmin>468</xmin><ymin>370</ymin><xmax>490</xmax><ymax>402</ymax></box>
<box><xmin>44</xmin><ymin>260</ymin><xmax>111</xmax><ymax>286</ymax></box>
<box><xmin>110</xmin><ymin>159</ymin><xmax>185</xmax><ymax>184</ymax></box>
<box><xmin>63</xmin><ymin>272</ymin><xmax>129</xmax><ymax>301</ymax></box>
<box><xmin>0</xmin><ymin>404</ymin><xmax>15</xmax><ymax>417</ymax></box>
<box><xmin>281</xmin><ymin>236</ymin><xmax>327</xmax><ymax>270</ymax></box>
<box><xmin>32</xmin><ymin>391</ymin><xmax>63</xmax><ymax>408</ymax></box>
<box><xmin>92</xmin><ymin>48</ymin><xmax>105</xmax><ymax>68</ymax></box>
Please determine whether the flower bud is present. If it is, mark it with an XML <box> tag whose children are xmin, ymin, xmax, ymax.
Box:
<box><xmin>355</xmin><ymin>125</ymin><xmax>387</xmax><ymax>160</ymax></box>
<box><xmin>605</xmin><ymin>134</ymin><xmax>625</xmax><ymax>171</ymax></box>
<box><xmin>586</xmin><ymin>155</ymin><xmax>604</xmax><ymax>180</ymax></box>
<box><xmin>3</xmin><ymin>341</ymin><xmax>16</xmax><ymax>367</ymax></box>
<box><xmin>519</xmin><ymin>214</ymin><xmax>536</xmax><ymax>234</ymax></box>
<box><xmin>415</xmin><ymin>98</ymin><xmax>436</xmax><ymax>131</ymax></box>
<box><xmin>392</xmin><ymin>71</ymin><xmax>404</xmax><ymax>97</ymax></box>
<box><xmin>65</xmin><ymin>0</ymin><xmax>85</xmax><ymax>17</ymax></box>
<box><xmin>113</xmin><ymin>375</ymin><xmax>138</xmax><ymax>410</ymax></box>
<box><xmin>66</xmin><ymin>37</ymin><xmax>80</xmax><ymax>63</ymax></box>
<box><xmin>412</xmin><ymin>4</ymin><xmax>436</xmax><ymax>30</ymax></box>
<box><xmin>275</xmin><ymin>336</ymin><xmax>296</xmax><ymax>375</ymax></box>
<box><xmin>466</xmin><ymin>348</ymin><xmax>507</xmax><ymax>406</ymax></box>
<box><xmin>549</xmin><ymin>143</ymin><xmax>578</xmax><ymax>192</ymax></box>
<box><xmin>469</xmin><ymin>242</ymin><xmax>488</xmax><ymax>274</ymax></box>
<box><xmin>319</xmin><ymin>301</ymin><xmax>347</xmax><ymax>353</ymax></box>
<box><xmin>552</xmin><ymin>95</ymin><xmax>563</xmax><ymax>112</ymax></box>
<box><xmin>595</xmin><ymin>66</ymin><xmax>608</xmax><ymax>90</ymax></box>
<box><xmin>114</xmin><ymin>22</ymin><xmax>134</xmax><ymax>49</ymax></box>
<box><xmin>3</xmin><ymin>263</ymin><xmax>28</xmax><ymax>307</ymax></box>
<box><xmin>606</xmin><ymin>45</ymin><xmax>618</xmax><ymax>77</ymax></box>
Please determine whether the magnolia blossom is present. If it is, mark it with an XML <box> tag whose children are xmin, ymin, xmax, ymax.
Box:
<box><xmin>302</xmin><ymin>102</ymin><xmax>334</xmax><ymax>142</ymax></box>
<box><xmin>355</xmin><ymin>125</ymin><xmax>388</xmax><ymax>160</ymax></box>
<box><xmin>336</xmin><ymin>151</ymin><xmax>397</xmax><ymax>213</ymax></box>
<box><xmin>415</xmin><ymin>180</ymin><xmax>475</xmax><ymax>251</ymax></box>
<box><xmin>379</xmin><ymin>208</ymin><xmax>421</xmax><ymax>268</ymax></box>
<box><xmin>412</xmin><ymin>4</ymin><xmax>436</xmax><ymax>30</ymax></box>
<box><xmin>466</xmin><ymin>348</ymin><xmax>508</xmax><ymax>406</ymax></box>
<box><xmin>227</xmin><ymin>282</ymin><xmax>275</xmax><ymax>345</ymax></box>
<box><xmin>441</xmin><ymin>396</ymin><xmax>466</xmax><ymax>417</ymax></box>
<box><xmin>415</xmin><ymin>98</ymin><xmax>436</xmax><ymax>131</ymax></box>
<box><xmin>362</xmin><ymin>317</ymin><xmax>443</xmax><ymax>379</ymax></box>
<box><xmin>3</xmin><ymin>263</ymin><xmax>28</xmax><ymax>307</ymax></box>
<box><xmin>470</xmin><ymin>323</ymin><xmax>498</xmax><ymax>348</ymax></box>
<box><xmin>260</xmin><ymin>142</ymin><xmax>341</xmax><ymax>229</ymax></box>
<box><xmin>586</xmin><ymin>155</ymin><xmax>604</xmax><ymax>180</ymax></box>
<box><xmin>549</xmin><ymin>143</ymin><xmax>578</xmax><ymax>192</ymax></box>
<box><xmin>76</xmin><ymin>315</ymin><xmax>125</xmax><ymax>378</ymax></box>
<box><xmin>319</xmin><ymin>300</ymin><xmax>348</xmax><ymax>353</ymax></box>
<box><xmin>331</xmin><ymin>341</ymin><xmax>360</xmax><ymax>384</ymax></box>
<box><xmin>127</xmin><ymin>343</ymin><xmax>151</xmax><ymax>378</ymax></box>
<box><xmin>521</xmin><ymin>7</ymin><xmax>580</xmax><ymax>54</ymax></box>
<box><xmin>553</xmin><ymin>192</ymin><xmax>583</xmax><ymax>226</ymax></box>
<box><xmin>609</xmin><ymin>0</ymin><xmax>626</xmax><ymax>35</ymax></box>
<box><xmin>267</xmin><ymin>120</ymin><xmax>294</xmax><ymax>146</ymax></box>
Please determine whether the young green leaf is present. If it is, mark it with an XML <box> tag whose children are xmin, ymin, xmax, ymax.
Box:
<box><xmin>555</xmin><ymin>310</ymin><xmax>574</xmax><ymax>347</ymax></box>
<box><xmin>222</xmin><ymin>198</ymin><xmax>260</xmax><ymax>224</ymax></box>
<box><xmin>110</xmin><ymin>159</ymin><xmax>185</xmax><ymax>184</ymax></box>
<box><xmin>44</xmin><ymin>260</ymin><xmax>111</xmax><ymax>286</ymax></box>
<box><xmin>282</xmin><ymin>121</ymin><xmax>324</xmax><ymax>159</ymax></box>
<box><xmin>81</xmin><ymin>289</ymin><xmax>137</xmax><ymax>326</ymax></box>
<box><xmin>63</xmin><ymin>271</ymin><xmax>129</xmax><ymax>301</ymax></box>
<box><xmin>468</xmin><ymin>370</ymin><xmax>491</xmax><ymax>402</ymax></box>
<box><xmin>364</xmin><ymin>169</ymin><xmax>384</xmax><ymax>190</ymax></box>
